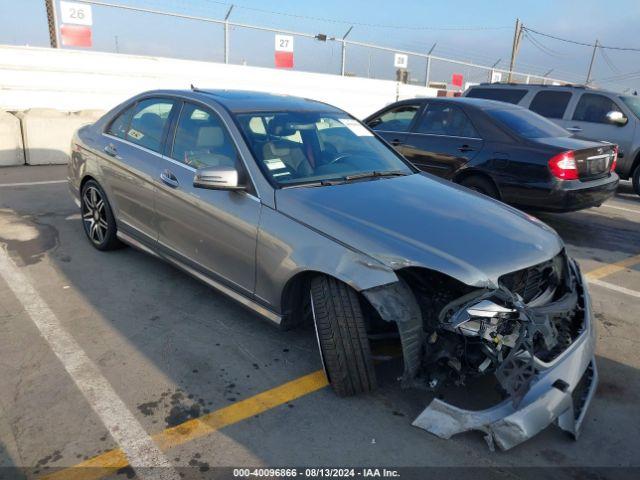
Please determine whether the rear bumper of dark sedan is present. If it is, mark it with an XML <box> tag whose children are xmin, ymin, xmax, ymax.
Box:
<box><xmin>509</xmin><ymin>173</ymin><xmax>619</xmax><ymax>212</ymax></box>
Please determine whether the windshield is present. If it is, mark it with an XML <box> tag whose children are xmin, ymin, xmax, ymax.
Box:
<box><xmin>235</xmin><ymin>111</ymin><xmax>413</xmax><ymax>186</ymax></box>
<box><xmin>486</xmin><ymin>107</ymin><xmax>571</xmax><ymax>139</ymax></box>
<box><xmin>621</xmin><ymin>95</ymin><xmax>640</xmax><ymax>119</ymax></box>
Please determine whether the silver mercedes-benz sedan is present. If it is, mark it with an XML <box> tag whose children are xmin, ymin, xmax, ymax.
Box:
<box><xmin>68</xmin><ymin>89</ymin><xmax>597</xmax><ymax>450</ymax></box>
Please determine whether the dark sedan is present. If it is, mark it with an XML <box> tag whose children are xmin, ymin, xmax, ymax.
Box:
<box><xmin>365</xmin><ymin>98</ymin><xmax>619</xmax><ymax>212</ymax></box>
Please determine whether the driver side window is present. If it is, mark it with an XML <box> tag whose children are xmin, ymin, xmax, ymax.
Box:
<box><xmin>368</xmin><ymin>104</ymin><xmax>420</xmax><ymax>132</ymax></box>
<box><xmin>171</xmin><ymin>103</ymin><xmax>239</xmax><ymax>169</ymax></box>
<box><xmin>573</xmin><ymin>94</ymin><xmax>622</xmax><ymax>124</ymax></box>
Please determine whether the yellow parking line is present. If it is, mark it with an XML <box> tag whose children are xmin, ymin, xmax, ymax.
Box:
<box><xmin>41</xmin><ymin>252</ymin><xmax>640</xmax><ymax>480</ymax></box>
<box><xmin>584</xmin><ymin>254</ymin><xmax>640</xmax><ymax>281</ymax></box>
<box><xmin>41</xmin><ymin>370</ymin><xmax>328</xmax><ymax>480</ymax></box>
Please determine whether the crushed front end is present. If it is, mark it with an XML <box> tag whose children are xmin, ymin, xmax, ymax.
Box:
<box><xmin>366</xmin><ymin>252</ymin><xmax>597</xmax><ymax>451</ymax></box>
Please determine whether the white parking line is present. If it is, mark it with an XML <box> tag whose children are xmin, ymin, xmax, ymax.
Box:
<box><xmin>602</xmin><ymin>204</ymin><xmax>640</xmax><ymax>214</ymax></box>
<box><xmin>588</xmin><ymin>278</ymin><xmax>640</xmax><ymax>299</ymax></box>
<box><xmin>0</xmin><ymin>248</ymin><xmax>180</xmax><ymax>480</ymax></box>
<box><xmin>0</xmin><ymin>179</ymin><xmax>67</xmax><ymax>187</ymax></box>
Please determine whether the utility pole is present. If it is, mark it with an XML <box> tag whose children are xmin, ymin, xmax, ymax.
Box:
<box><xmin>44</xmin><ymin>0</ymin><xmax>59</xmax><ymax>48</ymax></box>
<box><xmin>507</xmin><ymin>18</ymin><xmax>523</xmax><ymax>82</ymax></box>
<box><xmin>424</xmin><ymin>42</ymin><xmax>437</xmax><ymax>87</ymax></box>
<box><xmin>223</xmin><ymin>5</ymin><xmax>234</xmax><ymax>64</ymax></box>
<box><xmin>586</xmin><ymin>39</ymin><xmax>599</xmax><ymax>85</ymax></box>
<box><xmin>542</xmin><ymin>68</ymin><xmax>553</xmax><ymax>85</ymax></box>
<box><xmin>340</xmin><ymin>26</ymin><xmax>353</xmax><ymax>76</ymax></box>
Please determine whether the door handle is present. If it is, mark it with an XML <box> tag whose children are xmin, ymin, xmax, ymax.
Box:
<box><xmin>104</xmin><ymin>143</ymin><xmax>119</xmax><ymax>158</ymax></box>
<box><xmin>160</xmin><ymin>169</ymin><xmax>179</xmax><ymax>188</ymax></box>
<box><xmin>458</xmin><ymin>145</ymin><xmax>475</xmax><ymax>153</ymax></box>
<box><xmin>390</xmin><ymin>139</ymin><xmax>402</xmax><ymax>146</ymax></box>
<box><xmin>566</xmin><ymin>126</ymin><xmax>582</xmax><ymax>133</ymax></box>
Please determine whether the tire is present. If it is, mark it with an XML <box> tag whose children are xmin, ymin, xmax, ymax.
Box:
<box><xmin>80</xmin><ymin>180</ymin><xmax>123</xmax><ymax>251</ymax></box>
<box><xmin>310</xmin><ymin>275</ymin><xmax>377</xmax><ymax>397</ymax></box>
<box><xmin>633</xmin><ymin>164</ymin><xmax>640</xmax><ymax>197</ymax></box>
<box><xmin>460</xmin><ymin>175</ymin><xmax>499</xmax><ymax>199</ymax></box>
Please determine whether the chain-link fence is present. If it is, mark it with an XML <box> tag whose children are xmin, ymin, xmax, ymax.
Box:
<box><xmin>67</xmin><ymin>1</ymin><xmax>570</xmax><ymax>89</ymax></box>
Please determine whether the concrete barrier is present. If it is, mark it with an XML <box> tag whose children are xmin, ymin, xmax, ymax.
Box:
<box><xmin>0</xmin><ymin>45</ymin><xmax>438</xmax><ymax>119</ymax></box>
<box><xmin>0</xmin><ymin>111</ymin><xmax>25</xmax><ymax>166</ymax></box>
<box><xmin>17</xmin><ymin>109</ymin><xmax>104</xmax><ymax>165</ymax></box>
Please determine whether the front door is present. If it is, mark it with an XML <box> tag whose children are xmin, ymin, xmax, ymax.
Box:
<box><xmin>563</xmin><ymin>92</ymin><xmax>635</xmax><ymax>158</ymax></box>
<box><xmin>366</xmin><ymin>103</ymin><xmax>422</xmax><ymax>153</ymax></box>
<box><xmin>154</xmin><ymin>101</ymin><xmax>261</xmax><ymax>295</ymax></box>
<box><xmin>402</xmin><ymin>102</ymin><xmax>483</xmax><ymax>179</ymax></box>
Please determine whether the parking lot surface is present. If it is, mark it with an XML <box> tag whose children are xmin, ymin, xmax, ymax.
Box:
<box><xmin>1</xmin><ymin>165</ymin><xmax>639</xmax><ymax>479</ymax></box>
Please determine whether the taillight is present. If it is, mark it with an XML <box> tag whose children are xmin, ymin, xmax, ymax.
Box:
<box><xmin>610</xmin><ymin>146</ymin><xmax>618</xmax><ymax>172</ymax></box>
<box><xmin>548</xmin><ymin>151</ymin><xmax>578</xmax><ymax>180</ymax></box>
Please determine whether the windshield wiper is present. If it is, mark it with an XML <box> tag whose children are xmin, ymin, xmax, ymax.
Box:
<box><xmin>282</xmin><ymin>171</ymin><xmax>408</xmax><ymax>189</ymax></box>
<box><xmin>343</xmin><ymin>170</ymin><xmax>408</xmax><ymax>181</ymax></box>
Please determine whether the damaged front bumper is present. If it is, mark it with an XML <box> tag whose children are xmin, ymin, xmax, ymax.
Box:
<box><xmin>412</xmin><ymin>267</ymin><xmax>598</xmax><ymax>451</ymax></box>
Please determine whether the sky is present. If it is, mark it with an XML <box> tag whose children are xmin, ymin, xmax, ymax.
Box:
<box><xmin>1</xmin><ymin>0</ymin><xmax>639</xmax><ymax>91</ymax></box>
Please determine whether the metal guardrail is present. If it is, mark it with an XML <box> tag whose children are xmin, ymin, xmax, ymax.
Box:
<box><xmin>72</xmin><ymin>0</ymin><xmax>570</xmax><ymax>88</ymax></box>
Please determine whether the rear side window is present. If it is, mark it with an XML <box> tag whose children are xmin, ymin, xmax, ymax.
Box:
<box><xmin>529</xmin><ymin>91</ymin><xmax>572</xmax><ymax>119</ymax></box>
<box><xmin>466</xmin><ymin>88</ymin><xmax>527</xmax><ymax>105</ymax></box>
<box><xmin>486</xmin><ymin>107</ymin><xmax>570</xmax><ymax>138</ymax></box>
<box><xmin>415</xmin><ymin>103</ymin><xmax>479</xmax><ymax>138</ymax></box>
<box><xmin>126</xmin><ymin>98</ymin><xmax>176</xmax><ymax>153</ymax></box>
<box><xmin>367</xmin><ymin>104</ymin><xmax>420</xmax><ymax>132</ymax></box>
<box><xmin>171</xmin><ymin>103</ymin><xmax>238</xmax><ymax>169</ymax></box>
<box><xmin>107</xmin><ymin>106</ymin><xmax>135</xmax><ymax>139</ymax></box>
<box><xmin>573</xmin><ymin>93</ymin><xmax>623</xmax><ymax>123</ymax></box>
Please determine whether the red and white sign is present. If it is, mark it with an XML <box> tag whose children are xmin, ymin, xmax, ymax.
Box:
<box><xmin>60</xmin><ymin>24</ymin><xmax>92</xmax><ymax>47</ymax></box>
<box><xmin>275</xmin><ymin>34</ymin><xmax>294</xmax><ymax>68</ymax></box>
<box><xmin>451</xmin><ymin>73</ymin><xmax>464</xmax><ymax>88</ymax></box>
<box><xmin>59</xmin><ymin>2</ymin><xmax>93</xmax><ymax>47</ymax></box>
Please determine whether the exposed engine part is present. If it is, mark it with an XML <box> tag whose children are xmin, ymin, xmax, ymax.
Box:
<box><xmin>411</xmin><ymin>257</ymin><xmax>596</xmax><ymax>451</ymax></box>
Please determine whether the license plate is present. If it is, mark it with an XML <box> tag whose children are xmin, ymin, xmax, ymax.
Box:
<box><xmin>588</xmin><ymin>157</ymin><xmax>607</xmax><ymax>174</ymax></box>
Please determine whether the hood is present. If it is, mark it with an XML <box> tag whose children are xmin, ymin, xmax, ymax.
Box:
<box><xmin>276</xmin><ymin>174</ymin><xmax>563</xmax><ymax>288</ymax></box>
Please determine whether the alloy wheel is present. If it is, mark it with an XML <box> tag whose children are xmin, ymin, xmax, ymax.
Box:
<box><xmin>82</xmin><ymin>186</ymin><xmax>108</xmax><ymax>245</ymax></box>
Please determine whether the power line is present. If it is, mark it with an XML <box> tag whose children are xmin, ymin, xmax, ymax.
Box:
<box><xmin>600</xmin><ymin>48</ymin><xmax>620</xmax><ymax>74</ymax></box>
<box><xmin>523</xmin><ymin>31</ymin><xmax>566</xmax><ymax>58</ymax></box>
<box><xmin>523</xmin><ymin>26</ymin><xmax>640</xmax><ymax>52</ymax></box>
<box><xmin>199</xmin><ymin>0</ymin><xmax>512</xmax><ymax>31</ymax></box>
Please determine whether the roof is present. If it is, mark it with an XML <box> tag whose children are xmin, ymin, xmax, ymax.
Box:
<box><xmin>192</xmin><ymin>89</ymin><xmax>341</xmax><ymax>114</ymax></box>
<box><xmin>391</xmin><ymin>96</ymin><xmax>520</xmax><ymax>110</ymax></box>
<box><xmin>468</xmin><ymin>82</ymin><xmax>623</xmax><ymax>97</ymax></box>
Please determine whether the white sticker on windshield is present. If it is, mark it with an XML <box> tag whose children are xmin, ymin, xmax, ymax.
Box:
<box><xmin>339</xmin><ymin>118</ymin><xmax>373</xmax><ymax>137</ymax></box>
<box><xmin>264</xmin><ymin>158</ymin><xmax>287</xmax><ymax>170</ymax></box>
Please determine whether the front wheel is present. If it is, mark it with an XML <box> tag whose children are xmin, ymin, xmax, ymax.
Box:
<box><xmin>310</xmin><ymin>275</ymin><xmax>377</xmax><ymax>397</ymax></box>
<box><xmin>80</xmin><ymin>180</ymin><xmax>122</xmax><ymax>251</ymax></box>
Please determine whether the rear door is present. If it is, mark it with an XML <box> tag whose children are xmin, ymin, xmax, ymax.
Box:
<box><xmin>154</xmin><ymin>101</ymin><xmax>261</xmax><ymax>295</ymax></box>
<box><xmin>366</xmin><ymin>103</ymin><xmax>422</xmax><ymax>150</ymax></box>
<box><xmin>563</xmin><ymin>92</ymin><xmax>634</xmax><ymax>157</ymax></box>
<box><xmin>101</xmin><ymin>97</ymin><xmax>177</xmax><ymax>242</ymax></box>
<box><xmin>401</xmin><ymin>102</ymin><xmax>483</xmax><ymax>178</ymax></box>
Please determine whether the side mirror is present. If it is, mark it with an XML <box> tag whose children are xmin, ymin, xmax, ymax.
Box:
<box><xmin>606</xmin><ymin>110</ymin><xmax>628</xmax><ymax>126</ymax></box>
<box><xmin>193</xmin><ymin>165</ymin><xmax>244</xmax><ymax>191</ymax></box>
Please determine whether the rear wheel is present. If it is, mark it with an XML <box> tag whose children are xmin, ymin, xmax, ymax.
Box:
<box><xmin>310</xmin><ymin>275</ymin><xmax>377</xmax><ymax>397</ymax></box>
<box><xmin>632</xmin><ymin>164</ymin><xmax>640</xmax><ymax>197</ymax></box>
<box><xmin>80</xmin><ymin>180</ymin><xmax>122</xmax><ymax>251</ymax></box>
<box><xmin>460</xmin><ymin>175</ymin><xmax>499</xmax><ymax>199</ymax></box>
